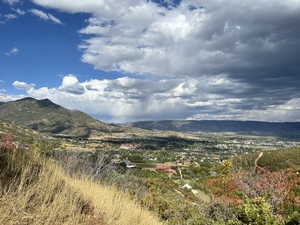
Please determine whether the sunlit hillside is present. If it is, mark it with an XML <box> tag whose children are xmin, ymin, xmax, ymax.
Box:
<box><xmin>0</xmin><ymin>125</ymin><xmax>163</xmax><ymax>225</ymax></box>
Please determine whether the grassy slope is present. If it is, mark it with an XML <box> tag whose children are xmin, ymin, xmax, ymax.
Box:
<box><xmin>0</xmin><ymin>98</ymin><xmax>122</xmax><ymax>137</ymax></box>
<box><xmin>0</xmin><ymin>123</ymin><xmax>163</xmax><ymax>225</ymax></box>
<box><xmin>232</xmin><ymin>147</ymin><xmax>300</xmax><ymax>171</ymax></box>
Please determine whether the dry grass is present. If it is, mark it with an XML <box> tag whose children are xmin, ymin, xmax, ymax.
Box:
<box><xmin>0</xmin><ymin>141</ymin><xmax>163</xmax><ymax>225</ymax></box>
<box><xmin>0</xmin><ymin>162</ymin><xmax>92</xmax><ymax>225</ymax></box>
<box><xmin>67</xmin><ymin>177</ymin><xmax>163</xmax><ymax>225</ymax></box>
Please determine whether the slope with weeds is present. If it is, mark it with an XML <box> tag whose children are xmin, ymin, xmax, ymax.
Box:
<box><xmin>0</xmin><ymin>132</ymin><xmax>163</xmax><ymax>225</ymax></box>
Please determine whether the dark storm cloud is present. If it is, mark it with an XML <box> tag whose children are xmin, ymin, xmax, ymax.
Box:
<box><xmin>206</xmin><ymin>2</ymin><xmax>299</xmax><ymax>83</ymax></box>
<box><xmin>173</xmin><ymin>0</ymin><xmax>300</xmax><ymax>114</ymax></box>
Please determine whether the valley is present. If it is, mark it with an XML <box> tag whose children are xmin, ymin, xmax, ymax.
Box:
<box><xmin>2</xmin><ymin>0</ymin><xmax>300</xmax><ymax>224</ymax></box>
<box><xmin>0</xmin><ymin>98</ymin><xmax>300</xmax><ymax>225</ymax></box>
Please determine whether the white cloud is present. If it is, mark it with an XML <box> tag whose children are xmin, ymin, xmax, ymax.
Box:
<box><xmin>0</xmin><ymin>94</ymin><xmax>25</xmax><ymax>102</ymax></box>
<box><xmin>29</xmin><ymin>9</ymin><xmax>63</xmax><ymax>24</ymax></box>
<box><xmin>1</xmin><ymin>13</ymin><xmax>20</xmax><ymax>23</ymax></box>
<box><xmin>4</xmin><ymin>14</ymin><xmax>17</xmax><ymax>20</ymax></box>
<box><xmin>12</xmin><ymin>81</ymin><xmax>35</xmax><ymax>91</ymax></box>
<box><xmin>10</xmin><ymin>74</ymin><xmax>300</xmax><ymax>122</ymax></box>
<box><xmin>58</xmin><ymin>75</ymin><xmax>85</xmax><ymax>95</ymax></box>
<box><xmin>0</xmin><ymin>8</ymin><xmax>25</xmax><ymax>24</ymax></box>
<box><xmin>32</xmin><ymin>0</ymin><xmax>142</xmax><ymax>17</ymax></box>
<box><xmin>7</xmin><ymin>75</ymin><xmax>243</xmax><ymax>122</ymax></box>
<box><xmin>13</xmin><ymin>8</ymin><xmax>26</xmax><ymax>15</ymax></box>
<box><xmin>238</xmin><ymin>99</ymin><xmax>300</xmax><ymax>122</ymax></box>
<box><xmin>5</xmin><ymin>47</ymin><xmax>19</xmax><ymax>56</ymax></box>
<box><xmin>28</xmin><ymin>0</ymin><xmax>300</xmax><ymax>122</ymax></box>
<box><xmin>31</xmin><ymin>0</ymin><xmax>300</xmax><ymax>82</ymax></box>
<box><xmin>2</xmin><ymin>0</ymin><xmax>19</xmax><ymax>5</ymax></box>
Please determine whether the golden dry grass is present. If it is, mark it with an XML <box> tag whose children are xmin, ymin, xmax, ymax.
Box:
<box><xmin>67</xmin><ymin>177</ymin><xmax>163</xmax><ymax>225</ymax></box>
<box><xmin>0</xmin><ymin>145</ymin><xmax>163</xmax><ymax>225</ymax></box>
<box><xmin>0</xmin><ymin>162</ymin><xmax>91</xmax><ymax>225</ymax></box>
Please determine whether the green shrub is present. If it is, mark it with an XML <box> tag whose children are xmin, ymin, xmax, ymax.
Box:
<box><xmin>285</xmin><ymin>211</ymin><xmax>300</xmax><ymax>225</ymax></box>
<box><xmin>228</xmin><ymin>196</ymin><xmax>284</xmax><ymax>225</ymax></box>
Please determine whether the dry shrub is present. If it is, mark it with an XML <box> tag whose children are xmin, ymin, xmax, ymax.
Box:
<box><xmin>234</xmin><ymin>169</ymin><xmax>298</xmax><ymax>211</ymax></box>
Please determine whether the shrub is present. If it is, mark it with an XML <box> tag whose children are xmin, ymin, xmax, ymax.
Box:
<box><xmin>0</xmin><ymin>133</ymin><xmax>163</xmax><ymax>225</ymax></box>
<box><xmin>285</xmin><ymin>211</ymin><xmax>300</xmax><ymax>225</ymax></box>
<box><xmin>228</xmin><ymin>196</ymin><xmax>284</xmax><ymax>225</ymax></box>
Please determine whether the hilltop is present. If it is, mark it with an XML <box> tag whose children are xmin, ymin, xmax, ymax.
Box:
<box><xmin>0</xmin><ymin>97</ymin><xmax>123</xmax><ymax>137</ymax></box>
<box><xmin>128</xmin><ymin>120</ymin><xmax>300</xmax><ymax>138</ymax></box>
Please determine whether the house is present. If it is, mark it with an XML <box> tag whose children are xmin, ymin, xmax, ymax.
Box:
<box><xmin>119</xmin><ymin>161</ymin><xmax>137</xmax><ymax>169</ymax></box>
<box><xmin>155</xmin><ymin>165</ymin><xmax>177</xmax><ymax>174</ymax></box>
<box><xmin>182</xmin><ymin>184</ymin><xmax>192</xmax><ymax>190</ymax></box>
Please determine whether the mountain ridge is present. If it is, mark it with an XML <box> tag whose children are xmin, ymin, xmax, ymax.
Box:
<box><xmin>0</xmin><ymin>97</ymin><xmax>123</xmax><ymax>137</ymax></box>
<box><xmin>128</xmin><ymin>120</ymin><xmax>300</xmax><ymax>138</ymax></box>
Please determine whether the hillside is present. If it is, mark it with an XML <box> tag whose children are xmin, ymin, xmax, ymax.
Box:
<box><xmin>1</xmin><ymin>119</ymin><xmax>299</xmax><ymax>225</ymax></box>
<box><xmin>0</xmin><ymin>97</ymin><xmax>123</xmax><ymax>137</ymax></box>
<box><xmin>0</xmin><ymin>121</ymin><xmax>163</xmax><ymax>225</ymax></box>
<box><xmin>128</xmin><ymin>120</ymin><xmax>300</xmax><ymax>138</ymax></box>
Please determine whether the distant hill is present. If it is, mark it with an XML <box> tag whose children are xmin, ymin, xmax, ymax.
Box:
<box><xmin>128</xmin><ymin>120</ymin><xmax>300</xmax><ymax>138</ymax></box>
<box><xmin>0</xmin><ymin>97</ymin><xmax>122</xmax><ymax>137</ymax></box>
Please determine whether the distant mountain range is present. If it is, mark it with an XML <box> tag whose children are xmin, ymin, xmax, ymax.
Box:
<box><xmin>0</xmin><ymin>97</ymin><xmax>122</xmax><ymax>137</ymax></box>
<box><xmin>2</xmin><ymin>98</ymin><xmax>300</xmax><ymax>139</ymax></box>
<box><xmin>128</xmin><ymin>120</ymin><xmax>300</xmax><ymax>138</ymax></box>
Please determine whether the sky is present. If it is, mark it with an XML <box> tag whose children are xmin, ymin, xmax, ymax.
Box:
<box><xmin>0</xmin><ymin>0</ymin><xmax>300</xmax><ymax>123</ymax></box>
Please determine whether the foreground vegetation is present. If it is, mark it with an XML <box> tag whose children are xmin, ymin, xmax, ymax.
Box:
<box><xmin>0</xmin><ymin>133</ymin><xmax>163</xmax><ymax>225</ymax></box>
<box><xmin>0</xmin><ymin>119</ymin><xmax>299</xmax><ymax>225</ymax></box>
<box><xmin>54</xmin><ymin>146</ymin><xmax>300</xmax><ymax>224</ymax></box>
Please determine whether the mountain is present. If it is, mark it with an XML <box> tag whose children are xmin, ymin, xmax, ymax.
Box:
<box><xmin>0</xmin><ymin>97</ymin><xmax>122</xmax><ymax>137</ymax></box>
<box><xmin>128</xmin><ymin>120</ymin><xmax>300</xmax><ymax>138</ymax></box>
<box><xmin>0</xmin><ymin>119</ymin><xmax>50</xmax><ymax>144</ymax></box>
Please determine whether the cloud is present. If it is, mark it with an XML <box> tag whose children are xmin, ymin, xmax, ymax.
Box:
<box><xmin>0</xmin><ymin>94</ymin><xmax>25</xmax><ymax>102</ymax></box>
<box><xmin>0</xmin><ymin>12</ymin><xmax>21</xmax><ymax>23</ymax></box>
<box><xmin>12</xmin><ymin>8</ymin><xmax>26</xmax><ymax>15</ymax></box>
<box><xmin>188</xmin><ymin>98</ymin><xmax>300</xmax><ymax>122</ymax></box>
<box><xmin>12</xmin><ymin>81</ymin><xmax>35</xmax><ymax>91</ymax></box>
<box><xmin>32</xmin><ymin>0</ymin><xmax>137</xmax><ymax>16</ymax></box>
<box><xmin>0</xmin><ymin>8</ymin><xmax>25</xmax><ymax>24</ymax></box>
<box><xmin>9</xmin><ymin>74</ymin><xmax>300</xmax><ymax>122</ymax></box>
<box><xmin>58</xmin><ymin>75</ymin><xmax>85</xmax><ymax>95</ymax></box>
<box><xmin>11</xmin><ymin>75</ymin><xmax>238</xmax><ymax>122</ymax></box>
<box><xmin>29</xmin><ymin>9</ymin><xmax>63</xmax><ymax>24</ymax></box>
<box><xmin>32</xmin><ymin>1</ymin><xmax>300</xmax><ymax>81</ymax></box>
<box><xmin>29</xmin><ymin>0</ymin><xmax>300</xmax><ymax>122</ymax></box>
<box><xmin>4</xmin><ymin>14</ymin><xmax>17</xmax><ymax>20</ymax></box>
<box><xmin>2</xmin><ymin>0</ymin><xmax>19</xmax><ymax>5</ymax></box>
<box><xmin>78</xmin><ymin>0</ymin><xmax>300</xmax><ymax>84</ymax></box>
<box><xmin>5</xmin><ymin>47</ymin><xmax>19</xmax><ymax>56</ymax></box>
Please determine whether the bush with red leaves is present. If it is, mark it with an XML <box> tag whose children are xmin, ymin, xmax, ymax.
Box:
<box><xmin>0</xmin><ymin>133</ymin><xmax>15</xmax><ymax>151</ymax></box>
